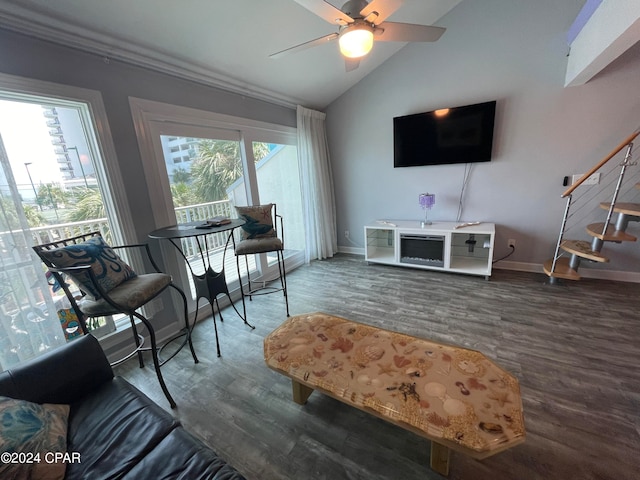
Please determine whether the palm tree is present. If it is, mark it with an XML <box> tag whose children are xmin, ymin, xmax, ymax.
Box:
<box><xmin>0</xmin><ymin>196</ymin><xmax>46</xmax><ymax>228</ymax></box>
<box><xmin>37</xmin><ymin>183</ymin><xmax>67</xmax><ymax>209</ymax></box>
<box><xmin>191</xmin><ymin>140</ymin><xmax>241</xmax><ymax>202</ymax></box>
<box><xmin>24</xmin><ymin>205</ymin><xmax>46</xmax><ymax>227</ymax></box>
<box><xmin>67</xmin><ymin>188</ymin><xmax>104</xmax><ymax>221</ymax></box>
<box><xmin>191</xmin><ymin>141</ymin><xmax>271</xmax><ymax>202</ymax></box>
<box><xmin>0</xmin><ymin>195</ymin><xmax>18</xmax><ymax>229</ymax></box>
<box><xmin>253</xmin><ymin>142</ymin><xmax>271</xmax><ymax>162</ymax></box>
<box><xmin>172</xmin><ymin>168</ymin><xmax>191</xmax><ymax>184</ymax></box>
<box><xmin>170</xmin><ymin>182</ymin><xmax>198</xmax><ymax>207</ymax></box>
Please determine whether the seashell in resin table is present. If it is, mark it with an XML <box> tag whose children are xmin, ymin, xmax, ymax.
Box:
<box><xmin>264</xmin><ymin>312</ymin><xmax>525</xmax><ymax>477</ymax></box>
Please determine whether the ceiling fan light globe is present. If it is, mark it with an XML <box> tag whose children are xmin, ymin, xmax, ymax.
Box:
<box><xmin>339</xmin><ymin>27</ymin><xmax>374</xmax><ymax>58</ymax></box>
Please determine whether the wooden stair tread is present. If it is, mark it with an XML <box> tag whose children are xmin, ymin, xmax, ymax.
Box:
<box><xmin>560</xmin><ymin>240</ymin><xmax>609</xmax><ymax>263</ymax></box>
<box><xmin>599</xmin><ymin>202</ymin><xmax>640</xmax><ymax>216</ymax></box>
<box><xmin>543</xmin><ymin>258</ymin><xmax>580</xmax><ymax>280</ymax></box>
<box><xmin>586</xmin><ymin>223</ymin><xmax>637</xmax><ymax>242</ymax></box>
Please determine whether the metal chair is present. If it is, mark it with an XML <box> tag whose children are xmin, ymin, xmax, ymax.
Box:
<box><xmin>234</xmin><ymin>203</ymin><xmax>290</xmax><ymax>318</ymax></box>
<box><xmin>33</xmin><ymin>231</ymin><xmax>197</xmax><ymax>408</ymax></box>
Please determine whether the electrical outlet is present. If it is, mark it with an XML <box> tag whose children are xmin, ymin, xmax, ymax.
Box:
<box><xmin>508</xmin><ymin>238</ymin><xmax>516</xmax><ymax>249</ymax></box>
<box><xmin>345</xmin><ymin>230</ymin><xmax>350</xmax><ymax>239</ymax></box>
<box><xmin>572</xmin><ymin>172</ymin><xmax>600</xmax><ymax>186</ymax></box>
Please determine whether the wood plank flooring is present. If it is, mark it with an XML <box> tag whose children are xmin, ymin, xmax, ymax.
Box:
<box><xmin>114</xmin><ymin>254</ymin><xmax>640</xmax><ymax>480</ymax></box>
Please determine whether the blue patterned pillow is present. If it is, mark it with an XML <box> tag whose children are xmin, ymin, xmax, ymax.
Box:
<box><xmin>0</xmin><ymin>396</ymin><xmax>69</xmax><ymax>480</ymax></box>
<box><xmin>235</xmin><ymin>204</ymin><xmax>276</xmax><ymax>240</ymax></box>
<box><xmin>40</xmin><ymin>236</ymin><xmax>137</xmax><ymax>300</ymax></box>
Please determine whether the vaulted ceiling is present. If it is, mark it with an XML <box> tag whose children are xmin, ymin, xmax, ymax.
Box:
<box><xmin>0</xmin><ymin>0</ymin><xmax>461</xmax><ymax>109</ymax></box>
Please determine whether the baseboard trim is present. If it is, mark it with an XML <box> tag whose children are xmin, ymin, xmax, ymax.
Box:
<box><xmin>492</xmin><ymin>260</ymin><xmax>541</xmax><ymax>273</ymax></box>
<box><xmin>337</xmin><ymin>248</ymin><xmax>640</xmax><ymax>283</ymax></box>
<box><xmin>579</xmin><ymin>268</ymin><xmax>640</xmax><ymax>283</ymax></box>
<box><xmin>493</xmin><ymin>260</ymin><xmax>640</xmax><ymax>283</ymax></box>
<box><xmin>338</xmin><ymin>246</ymin><xmax>364</xmax><ymax>255</ymax></box>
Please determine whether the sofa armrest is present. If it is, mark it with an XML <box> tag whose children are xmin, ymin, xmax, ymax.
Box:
<box><xmin>0</xmin><ymin>334</ymin><xmax>113</xmax><ymax>404</ymax></box>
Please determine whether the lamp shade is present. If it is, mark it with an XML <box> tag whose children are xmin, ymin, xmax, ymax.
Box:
<box><xmin>339</xmin><ymin>25</ymin><xmax>374</xmax><ymax>58</ymax></box>
<box><xmin>419</xmin><ymin>193</ymin><xmax>435</xmax><ymax>226</ymax></box>
<box><xmin>419</xmin><ymin>193</ymin><xmax>436</xmax><ymax>209</ymax></box>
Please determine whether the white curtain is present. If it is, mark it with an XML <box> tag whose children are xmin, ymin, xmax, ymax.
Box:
<box><xmin>0</xmin><ymin>133</ymin><xmax>65</xmax><ymax>370</ymax></box>
<box><xmin>296</xmin><ymin>105</ymin><xmax>337</xmax><ymax>262</ymax></box>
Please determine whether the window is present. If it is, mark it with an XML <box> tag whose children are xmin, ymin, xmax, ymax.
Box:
<box><xmin>0</xmin><ymin>73</ymin><xmax>133</xmax><ymax>369</ymax></box>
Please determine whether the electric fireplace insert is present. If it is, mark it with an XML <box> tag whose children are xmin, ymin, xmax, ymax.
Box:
<box><xmin>400</xmin><ymin>234</ymin><xmax>445</xmax><ymax>267</ymax></box>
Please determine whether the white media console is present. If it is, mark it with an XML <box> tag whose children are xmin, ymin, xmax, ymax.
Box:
<box><xmin>364</xmin><ymin>221</ymin><xmax>495</xmax><ymax>279</ymax></box>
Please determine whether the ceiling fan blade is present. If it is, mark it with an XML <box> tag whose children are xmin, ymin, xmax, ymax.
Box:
<box><xmin>293</xmin><ymin>0</ymin><xmax>354</xmax><ymax>25</ymax></box>
<box><xmin>270</xmin><ymin>33</ymin><xmax>339</xmax><ymax>59</ymax></box>
<box><xmin>345</xmin><ymin>58</ymin><xmax>360</xmax><ymax>72</ymax></box>
<box><xmin>360</xmin><ymin>0</ymin><xmax>404</xmax><ymax>25</ymax></box>
<box><xmin>376</xmin><ymin>22</ymin><xmax>446</xmax><ymax>42</ymax></box>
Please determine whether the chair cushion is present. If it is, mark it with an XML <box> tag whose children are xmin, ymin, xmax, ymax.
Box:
<box><xmin>235</xmin><ymin>204</ymin><xmax>276</xmax><ymax>239</ymax></box>
<box><xmin>39</xmin><ymin>236</ymin><xmax>136</xmax><ymax>301</ymax></box>
<box><xmin>79</xmin><ymin>273</ymin><xmax>171</xmax><ymax>316</ymax></box>
<box><xmin>235</xmin><ymin>237</ymin><xmax>283</xmax><ymax>256</ymax></box>
<box><xmin>0</xmin><ymin>396</ymin><xmax>70</xmax><ymax>480</ymax></box>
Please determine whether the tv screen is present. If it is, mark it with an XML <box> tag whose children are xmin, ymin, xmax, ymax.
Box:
<box><xmin>393</xmin><ymin>100</ymin><xmax>496</xmax><ymax>167</ymax></box>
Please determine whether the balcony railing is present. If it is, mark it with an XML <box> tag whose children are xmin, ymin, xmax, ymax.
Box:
<box><xmin>27</xmin><ymin>199</ymin><xmax>235</xmax><ymax>260</ymax></box>
<box><xmin>174</xmin><ymin>200</ymin><xmax>234</xmax><ymax>257</ymax></box>
<box><xmin>0</xmin><ymin>200</ymin><xmax>236</xmax><ymax>369</ymax></box>
<box><xmin>29</xmin><ymin>219</ymin><xmax>112</xmax><ymax>246</ymax></box>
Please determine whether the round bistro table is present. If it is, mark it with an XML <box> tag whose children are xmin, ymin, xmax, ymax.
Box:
<box><xmin>149</xmin><ymin>218</ymin><xmax>253</xmax><ymax>357</ymax></box>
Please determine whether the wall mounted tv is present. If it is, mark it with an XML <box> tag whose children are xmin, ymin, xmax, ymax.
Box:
<box><xmin>393</xmin><ymin>100</ymin><xmax>496</xmax><ymax>167</ymax></box>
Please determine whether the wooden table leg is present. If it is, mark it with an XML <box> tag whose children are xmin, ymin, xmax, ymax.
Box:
<box><xmin>430</xmin><ymin>441</ymin><xmax>451</xmax><ymax>476</ymax></box>
<box><xmin>291</xmin><ymin>379</ymin><xmax>314</xmax><ymax>405</ymax></box>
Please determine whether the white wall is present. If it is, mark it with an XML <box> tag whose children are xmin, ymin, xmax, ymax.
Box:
<box><xmin>227</xmin><ymin>145</ymin><xmax>305</xmax><ymax>251</ymax></box>
<box><xmin>326</xmin><ymin>0</ymin><xmax>640</xmax><ymax>277</ymax></box>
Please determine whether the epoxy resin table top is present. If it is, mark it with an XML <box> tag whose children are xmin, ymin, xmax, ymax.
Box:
<box><xmin>264</xmin><ymin>312</ymin><xmax>525</xmax><ymax>458</ymax></box>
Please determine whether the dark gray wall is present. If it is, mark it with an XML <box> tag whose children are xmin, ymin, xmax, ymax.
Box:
<box><xmin>326</xmin><ymin>0</ymin><xmax>640</xmax><ymax>278</ymax></box>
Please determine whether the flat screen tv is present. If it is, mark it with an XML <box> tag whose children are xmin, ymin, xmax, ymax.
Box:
<box><xmin>393</xmin><ymin>100</ymin><xmax>496</xmax><ymax>167</ymax></box>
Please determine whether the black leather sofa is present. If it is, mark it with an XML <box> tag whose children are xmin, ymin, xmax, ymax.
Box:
<box><xmin>0</xmin><ymin>334</ymin><xmax>246</xmax><ymax>480</ymax></box>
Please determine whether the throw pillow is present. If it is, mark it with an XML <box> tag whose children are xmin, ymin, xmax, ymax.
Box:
<box><xmin>235</xmin><ymin>204</ymin><xmax>276</xmax><ymax>240</ymax></box>
<box><xmin>39</xmin><ymin>235</ymin><xmax>137</xmax><ymax>300</ymax></box>
<box><xmin>0</xmin><ymin>396</ymin><xmax>70</xmax><ymax>480</ymax></box>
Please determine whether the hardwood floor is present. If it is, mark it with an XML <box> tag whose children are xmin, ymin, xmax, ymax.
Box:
<box><xmin>114</xmin><ymin>254</ymin><xmax>640</xmax><ymax>480</ymax></box>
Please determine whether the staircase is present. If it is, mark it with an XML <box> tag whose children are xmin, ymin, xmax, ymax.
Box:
<box><xmin>544</xmin><ymin>130</ymin><xmax>640</xmax><ymax>283</ymax></box>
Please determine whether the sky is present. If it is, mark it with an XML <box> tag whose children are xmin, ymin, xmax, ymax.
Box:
<box><xmin>0</xmin><ymin>100</ymin><xmax>63</xmax><ymax>198</ymax></box>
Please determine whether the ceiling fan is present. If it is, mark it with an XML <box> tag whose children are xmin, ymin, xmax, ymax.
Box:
<box><xmin>271</xmin><ymin>0</ymin><xmax>446</xmax><ymax>71</ymax></box>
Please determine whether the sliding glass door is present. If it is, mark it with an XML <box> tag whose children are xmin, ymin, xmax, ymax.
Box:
<box><xmin>131</xmin><ymin>98</ymin><xmax>304</xmax><ymax>306</ymax></box>
<box><xmin>156</xmin><ymin>127</ymin><xmax>246</xmax><ymax>295</ymax></box>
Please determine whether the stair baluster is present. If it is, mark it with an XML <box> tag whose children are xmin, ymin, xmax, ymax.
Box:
<box><xmin>544</xmin><ymin>130</ymin><xmax>639</xmax><ymax>283</ymax></box>
<box><xmin>597</xmin><ymin>141</ymin><xmax>635</xmax><ymax>250</ymax></box>
<box><xmin>548</xmin><ymin>196</ymin><xmax>573</xmax><ymax>285</ymax></box>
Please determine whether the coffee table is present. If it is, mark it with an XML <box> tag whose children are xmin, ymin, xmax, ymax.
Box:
<box><xmin>264</xmin><ymin>312</ymin><xmax>525</xmax><ymax>476</ymax></box>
